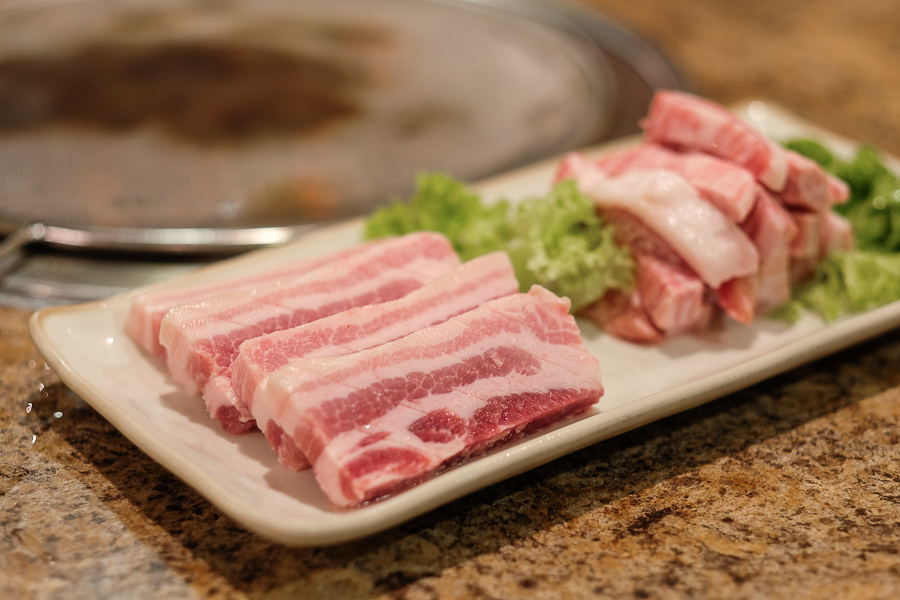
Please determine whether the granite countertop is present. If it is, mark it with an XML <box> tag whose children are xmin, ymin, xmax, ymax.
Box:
<box><xmin>3</xmin><ymin>0</ymin><xmax>900</xmax><ymax>598</ymax></box>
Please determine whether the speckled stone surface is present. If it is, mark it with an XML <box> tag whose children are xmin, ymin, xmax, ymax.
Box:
<box><xmin>3</xmin><ymin>1</ymin><xmax>900</xmax><ymax>598</ymax></box>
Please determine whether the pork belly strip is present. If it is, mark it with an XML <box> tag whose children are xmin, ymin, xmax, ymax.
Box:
<box><xmin>634</xmin><ymin>252</ymin><xmax>712</xmax><ymax>334</ymax></box>
<box><xmin>159</xmin><ymin>232</ymin><xmax>460</xmax><ymax>424</ymax></box>
<box><xmin>741</xmin><ymin>189</ymin><xmax>799</xmax><ymax>313</ymax></box>
<box><xmin>591</xmin><ymin>143</ymin><xmax>758</xmax><ymax>223</ymax></box>
<box><xmin>595</xmin><ymin>204</ymin><xmax>743</xmax><ymax>331</ymax></box>
<box><xmin>826</xmin><ymin>175</ymin><xmax>851</xmax><ymax>206</ymax></box>
<box><xmin>255</xmin><ymin>286</ymin><xmax>603</xmax><ymax>507</ymax></box>
<box><xmin>579</xmin><ymin>289</ymin><xmax>664</xmax><ymax>344</ymax></box>
<box><xmin>578</xmin><ymin>244</ymin><xmax>714</xmax><ymax>339</ymax></box>
<box><xmin>641</xmin><ymin>90</ymin><xmax>788</xmax><ymax>192</ymax></box>
<box><xmin>715</xmin><ymin>276</ymin><xmax>757</xmax><ymax>325</ymax></box>
<box><xmin>788</xmin><ymin>210</ymin><xmax>824</xmax><ymax>260</ymax></box>
<box><xmin>560</xmin><ymin>153</ymin><xmax>759</xmax><ymax>288</ymax></box>
<box><xmin>778</xmin><ymin>149</ymin><xmax>850</xmax><ymax>212</ymax></box>
<box><xmin>125</xmin><ymin>244</ymin><xmax>372</xmax><ymax>360</ymax></box>
<box><xmin>219</xmin><ymin>251</ymin><xmax>520</xmax><ymax>434</ymax></box>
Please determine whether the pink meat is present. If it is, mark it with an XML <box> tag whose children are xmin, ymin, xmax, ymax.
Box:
<box><xmin>641</xmin><ymin>90</ymin><xmax>788</xmax><ymax>191</ymax></box>
<box><xmin>125</xmin><ymin>244</ymin><xmax>372</xmax><ymax>360</ymax></box>
<box><xmin>789</xmin><ymin>210</ymin><xmax>824</xmax><ymax>260</ymax></box>
<box><xmin>593</xmin><ymin>143</ymin><xmax>758</xmax><ymax>222</ymax></box>
<box><xmin>716</xmin><ymin>276</ymin><xmax>757</xmax><ymax>325</ymax></box>
<box><xmin>827</xmin><ymin>175</ymin><xmax>850</xmax><ymax>205</ymax></box>
<box><xmin>597</xmin><ymin>205</ymin><xmax>691</xmax><ymax>271</ymax></box>
<box><xmin>778</xmin><ymin>150</ymin><xmax>833</xmax><ymax>211</ymax></box>
<box><xmin>561</xmin><ymin>153</ymin><xmax>759</xmax><ymax>288</ymax></box>
<box><xmin>255</xmin><ymin>286</ymin><xmax>603</xmax><ymax>507</ymax></box>
<box><xmin>634</xmin><ymin>252</ymin><xmax>712</xmax><ymax>334</ymax></box>
<box><xmin>159</xmin><ymin>232</ymin><xmax>460</xmax><ymax>431</ymax></box>
<box><xmin>221</xmin><ymin>252</ymin><xmax>520</xmax><ymax>436</ymax></box>
<box><xmin>819</xmin><ymin>211</ymin><xmax>855</xmax><ymax>256</ymax></box>
<box><xmin>740</xmin><ymin>189</ymin><xmax>799</xmax><ymax>313</ymax></box>
<box><xmin>579</xmin><ymin>290</ymin><xmax>663</xmax><ymax>345</ymax></box>
<box><xmin>580</xmin><ymin>248</ymin><xmax>715</xmax><ymax>338</ymax></box>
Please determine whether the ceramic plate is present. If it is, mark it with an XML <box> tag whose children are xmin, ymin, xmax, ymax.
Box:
<box><xmin>29</xmin><ymin>101</ymin><xmax>900</xmax><ymax>546</ymax></box>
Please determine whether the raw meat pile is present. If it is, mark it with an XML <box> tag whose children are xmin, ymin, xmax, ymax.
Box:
<box><xmin>125</xmin><ymin>231</ymin><xmax>604</xmax><ymax>507</ymax></box>
<box><xmin>124</xmin><ymin>89</ymin><xmax>841</xmax><ymax>506</ymax></box>
<box><xmin>557</xmin><ymin>90</ymin><xmax>853</xmax><ymax>343</ymax></box>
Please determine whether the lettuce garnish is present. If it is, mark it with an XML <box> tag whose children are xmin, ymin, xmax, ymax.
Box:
<box><xmin>364</xmin><ymin>173</ymin><xmax>633</xmax><ymax>312</ymax></box>
<box><xmin>776</xmin><ymin>251</ymin><xmax>900</xmax><ymax>322</ymax></box>
<box><xmin>505</xmin><ymin>179</ymin><xmax>634</xmax><ymax>311</ymax></box>
<box><xmin>363</xmin><ymin>173</ymin><xmax>513</xmax><ymax>261</ymax></box>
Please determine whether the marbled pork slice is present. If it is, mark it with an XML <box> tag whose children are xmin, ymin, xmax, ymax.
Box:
<box><xmin>741</xmin><ymin>188</ymin><xmax>799</xmax><ymax>313</ymax></box>
<box><xmin>633</xmin><ymin>252</ymin><xmax>712</xmax><ymax>335</ymax></box>
<box><xmin>593</xmin><ymin>143</ymin><xmax>758</xmax><ymax>222</ymax></box>
<box><xmin>220</xmin><ymin>251</ymin><xmax>519</xmax><ymax>431</ymax></box>
<box><xmin>159</xmin><ymin>232</ymin><xmax>460</xmax><ymax>431</ymax></box>
<box><xmin>126</xmin><ymin>244</ymin><xmax>372</xmax><ymax>360</ymax></box>
<box><xmin>256</xmin><ymin>286</ymin><xmax>603</xmax><ymax>508</ymax></box>
<box><xmin>715</xmin><ymin>276</ymin><xmax>758</xmax><ymax>325</ymax></box>
<box><xmin>826</xmin><ymin>175</ymin><xmax>851</xmax><ymax>206</ymax></box>
<box><xmin>788</xmin><ymin>211</ymin><xmax>824</xmax><ymax>260</ymax></box>
<box><xmin>562</xmin><ymin>153</ymin><xmax>759</xmax><ymax>289</ymax></box>
<box><xmin>641</xmin><ymin>90</ymin><xmax>788</xmax><ymax>191</ymax></box>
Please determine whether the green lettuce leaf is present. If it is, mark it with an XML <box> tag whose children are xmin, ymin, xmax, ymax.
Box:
<box><xmin>364</xmin><ymin>172</ymin><xmax>513</xmax><ymax>261</ymax></box>
<box><xmin>364</xmin><ymin>173</ymin><xmax>634</xmax><ymax>312</ymax></box>
<box><xmin>780</xmin><ymin>251</ymin><xmax>900</xmax><ymax>322</ymax></box>
<box><xmin>506</xmin><ymin>179</ymin><xmax>633</xmax><ymax>311</ymax></box>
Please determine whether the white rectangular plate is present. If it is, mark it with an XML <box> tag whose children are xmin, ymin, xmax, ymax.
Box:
<box><xmin>29</xmin><ymin>101</ymin><xmax>900</xmax><ymax>546</ymax></box>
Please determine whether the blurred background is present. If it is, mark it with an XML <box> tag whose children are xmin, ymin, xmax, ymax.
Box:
<box><xmin>581</xmin><ymin>0</ymin><xmax>900</xmax><ymax>157</ymax></box>
<box><xmin>0</xmin><ymin>0</ymin><xmax>897</xmax><ymax>306</ymax></box>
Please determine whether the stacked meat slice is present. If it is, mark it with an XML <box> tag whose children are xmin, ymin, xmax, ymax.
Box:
<box><xmin>126</xmin><ymin>232</ymin><xmax>604</xmax><ymax>507</ymax></box>
<box><xmin>125</xmin><ymin>243</ymin><xmax>374</xmax><ymax>361</ymax></box>
<box><xmin>159</xmin><ymin>232</ymin><xmax>462</xmax><ymax>433</ymax></box>
<box><xmin>231</xmin><ymin>251</ymin><xmax>521</xmax><ymax>468</ymax></box>
<box><xmin>560</xmin><ymin>90</ymin><xmax>853</xmax><ymax>342</ymax></box>
<box><xmin>253</xmin><ymin>285</ymin><xmax>603</xmax><ymax>508</ymax></box>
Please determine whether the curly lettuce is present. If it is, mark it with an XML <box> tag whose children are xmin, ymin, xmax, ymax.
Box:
<box><xmin>364</xmin><ymin>173</ymin><xmax>513</xmax><ymax>261</ymax></box>
<box><xmin>505</xmin><ymin>179</ymin><xmax>633</xmax><ymax>311</ymax></box>
<box><xmin>785</xmin><ymin>139</ymin><xmax>900</xmax><ymax>252</ymax></box>
<box><xmin>364</xmin><ymin>173</ymin><xmax>633</xmax><ymax>312</ymax></box>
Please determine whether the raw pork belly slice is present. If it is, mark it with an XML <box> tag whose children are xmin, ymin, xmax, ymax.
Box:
<box><xmin>126</xmin><ymin>244</ymin><xmax>372</xmax><ymax>360</ymax></box>
<box><xmin>641</xmin><ymin>90</ymin><xmax>788</xmax><ymax>191</ymax></box>
<box><xmin>598</xmin><ymin>205</ymin><xmax>693</xmax><ymax>270</ymax></box>
<box><xmin>715</xmin><ymin>276</ymin><xmax>757</xmax><ymax>325</ymax></box>
<box><xmin>791</xmin><ymin>211</ymin><xmax>856</xmax><ymax>286</ymax></box>
<box><xmin>740</xmin><ymin>189</ymin><xmax>799</xmax><ymax>313</ymax></box>
<box><xmin>826</xmin><ymin>175</ymin><xmax>851</xmax><ymax>206</ymax></box>
<box><xmin>788</xmin><ymin>211</ymin><xmax>824</xmax><ymax>260</ymax></box>
<box><xmin>159</xmin><ymin>232</ymin><xmax>460</xmax><ymax>432</ymax></box>
<box><xmin>633</xmin><ymin>252</ymin><xmax>712</xmax><ymax>334</ymax></box>
<box><xmin>580</xmin><ymin>290</ymin><xmax>663</xmax><ymax>344</ymax></box>
<box><xmin>255</xmin><ymin>286</ymin><xmax>603</xmax><ymax>507</ymax></box>
<box><xmin>560</xmin><ymin>153</ymin><xmax>759</xmax><ymax>288</ymax></box>
<box><xmin>779</xmin><ymin>150</ymin><xmax>850</xmax><ymax>210</ymax></box>
<box><xmin>819</xmin><ymin>211</ymin><xmax>854</xmax><ymax>256</ymax></box>
<box><xmin>592</xmin><ymin>143</ymin><xmax>758</xmax><ymax>222</ymax></box>
<box><xmin>224</xmin><ymin>252</ymin><xmax>520</xmax><ymax>432</ymax></box>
